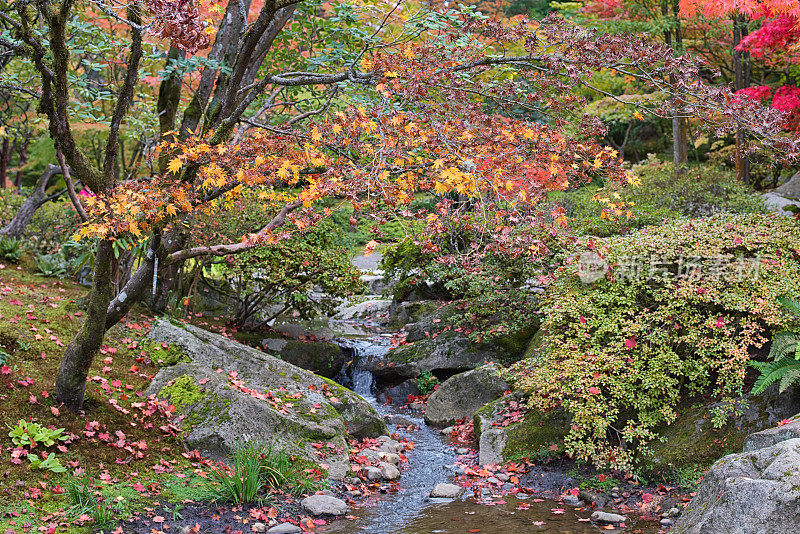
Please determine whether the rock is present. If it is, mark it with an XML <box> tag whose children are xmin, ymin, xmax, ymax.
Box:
<box><xmin>590</xmin><ymin>511</ymin><xmax>628</xmax><ymax>524</ymax></box>
<box><xmin>430</xmin><ymin>483</ymin><xmax>464</xmax><ymax>498</ymax></box>
<box><xmin>441</xmin><ymin>426</ymin><xmax>454</xmax><ymax>435</ymax></box>
<box><xmin>424</xmin><ymin>364</ymin><xmax>510</xmax><ymax>426</ymax></box>
<box><xmin>669</xmin><ymin>507</ymin><xmax>681</xmax><ymax>517</ymax></box>
<box><xmin>252</xmin><ymin>523</ymin><xmax>267</xmax><ymax>533</ymax></box>
<box><xmin>261</xmin><ymin>338</ymin><xmax>345</xmax><ymax>378</ymax></box>
<box><xmin>377</xmin><ymin>437</ymin><xmax>401</xmax><ymax>452</ymax></box>
<box><xmin>486</xmin><ymin>477</ymin><xmax>501</xmax><ymax>485</ymax></box>
<box><xmin>332</xmin><ymin>299</ymin><xmax>392</xmax><ymax>322</ymax></box>
<box><xmin>300</xmin><ymin>495</ymin><xmax>349</xmax><ymax>516</ymax></box>
<box><xmin>267</xmin><ymin>524</ymin><xmax>301</xmax><ymax>533</ymax></box>
<box><xmin>379</xmin><ymin>461</ymin><xmax>401</xmax><ymax>480</ymax></box>
<box><xmin>672</xmin><ymin>438</ymin><xmax>800</xmax><ymax>534</ymax></box>
<box><xmin>580</xmin><ymin>489</ymin><xmax>609</xmax><ymax>509</ymax></box>
<box><xmin>473</xmin><ymin>392</ymin><xmax>569</xmax><ymax>466</ymax></box>
<box><xmin>774</xmin><ymin>171</ymin><xmax>800</xmax><ymax>198</ymax></box>
<box><xmin>388</xmin><ymin>300</ymin><xmax>441</xmax><ymax>330</ymax></box>
<box><xmin>456</xmin><ymin>447</ymin><xmax>469</xmax><ymax>455</ymax></box>
<box><xmin>379</xmin><ymin>452</ymin><xmax>400</xmax><ymax>465</ymax></box>
<box><xmin>379</xmin><ymin>380</ymin><xmax>422</xmax><ymax>404</ymax></box>
<box><xmin>496</xmin><ymin>473</ymin><xmax>510</xmax><ymax>482</ymax></box>
<box><xmin>641</xmin><ymin>386</ymin><xmax>800</xmax><ymax>478</ymax></box>
<box><xmin>144</xmin><ymin>320</ymin><xmax>386</xmax><ymax>479</ymax></box>
<box><xmin>762</xmin><ymin>192</ymin><xmax>800</xmax><ymax>217</ymax></box>
<box><xmin>563</xmin><ymin>495</ymin><xmax>582</xmax><ymax>507</ymax></box>
<box><xmin>368</xmin><ymin>303</ymin><xmax>536</xmax><ymax>381</ymax></box>
<box><xmin>743</xmin><ymin>416</ymin><xmax>800</xmax><ymax>452</ymax></box>
<box><xmin>661</xmin><ymin>518</ymin><xmax>674</xmax><ymax>527</ymax></box>
<box><xmin>364</xmin><ymin>466</ymin><xmax>383</xmax><ymax>481</ymax></box>
<box><xmin>384</xmin><ymin>414</ymin><xmax>415</xmax><ymax>427</ymax></box>
<box><xmin>360</xmin><ymin>274</ymin><xmax>388</xmax><ymax>295</ymax></box>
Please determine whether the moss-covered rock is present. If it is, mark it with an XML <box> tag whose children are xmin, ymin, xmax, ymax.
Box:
<box><xmin>262</xmin><ymin>338</ymin><xmax>345</xmax><ymax>378</ymax></box>
<box><xmin>145</xmin><ymin>320</ymin><xmax>387</xmax><ymax>479</ymax></box>
<box><xmin>367</xmin><ymin>303</ymin><xmax>535</xmax><ymax>382</ymax></box>
<box><xmin>473</xmin><ymin>393</ymin><xmax>570</xmax><ymax>466</ymax></box>
<box><xmin>638</xmin><ymin>386</ymin><xmax>800</xmax><ymax>480</ymax></box>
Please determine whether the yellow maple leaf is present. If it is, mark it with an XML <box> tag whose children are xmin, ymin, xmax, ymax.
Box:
<box><xmin>332</xmin><ymin>124</ymin><xmax>342</xmax><ymax>135</ymax></box>
<box><xmin>167</xmin><ymin>157</ymin><xmax>183</xmax><ymax>175</ymax></box>
<box><xmin>364</xmin><ymin>240</ymin><xmax>379</xmax><ymax>256</ymax></box>
<box><xmin>311</xmin><ymin>127</ymin><xmax>322</xmax><ymax>143</ymax></box>
<box><xmin>165</xmin><ymin>204</ymin><xmax>177</xmax><ymax>216</ymax></box>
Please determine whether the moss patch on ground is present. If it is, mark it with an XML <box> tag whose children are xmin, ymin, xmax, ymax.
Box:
<box><xmin>0</xmin><ymin>263</ymin><xmax>196</xmax><ymax>532</ymax></box>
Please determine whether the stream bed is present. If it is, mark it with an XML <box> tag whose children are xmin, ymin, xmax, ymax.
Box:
<box><xmin>322</xmin><ymin>336</ymin><xmax>660</xmax><ymax>534</ymax></box>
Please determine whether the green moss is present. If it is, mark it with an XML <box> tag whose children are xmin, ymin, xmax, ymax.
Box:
<box><xmin>161</xmin><ymin>375</ymin><xmax>205</xmax><ymax>410</ymax></box>
<box><xmin>503</xmin><ymin>408</ymin><xmax>570</xmax><ymax>462</ymax></box>
<box><xmin>146</xmin><ymin>341</ymin><xmax>190</xmax><ymax>367</ymax></box>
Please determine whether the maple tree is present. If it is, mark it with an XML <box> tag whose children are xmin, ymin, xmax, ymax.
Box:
<box><xmin>0</xmin><ymin>0</ymin><xmax>795</xmax><ymax>412</ymax></box>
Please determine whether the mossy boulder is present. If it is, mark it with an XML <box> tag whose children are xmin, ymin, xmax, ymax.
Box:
<box><xmin>144</xmin><ymin>320</ymin><xmax>387</xmax><ymax>479</ymax></box>
<box><xmin>262</xmin><ymin>338</ymin><xmax>345</xmax><ymax>378</ymax></box>
<box><xmin>473</xmin><ymin>393</ymin><xmax>570</xmax><ymax>466</ymax></box>
<box><xmin>424</xmin><ymin>364</ymin><xmax>509</xmax><ymax>426</ymax></box>
<box><xmin>367</xmin><ymin>303</ymin><xmax>536</xmax><ymax>381</ymax></box>
<box><xmin>638</xmin><ymin>386</ymin><xmax>800</xmax><ymax>480</ymax></box>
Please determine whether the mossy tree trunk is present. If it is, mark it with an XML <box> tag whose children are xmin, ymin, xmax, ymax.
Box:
<box><xmin>55</xmin><ymin>240</ymin><xmax>115</xmax><ymax>411</ymax></box>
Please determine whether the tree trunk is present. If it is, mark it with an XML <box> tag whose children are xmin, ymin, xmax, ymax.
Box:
<box><xmin>733</xmin><ymin>14</ymin><xmax>752</xmax><ymax>184</ymax></box>
<box><xmin>0</xmin><ymin>164</ymin><xmax>64</xmax><ymax>238</ymax></box>
<box><xmin>0</xmin><ymin>137</ymin><xmax>10</xmax><ymax>188</ymax></box>
<box><xmin>672</xmin><ymin>114</ymin><xmax>689</xmax><ymax>170</ymax></box>
<box><xmin>55</xmin><ymin>240</ymin><xmax>114</xmax><ymax>412</ymax></box>
<box><xmin>15</xmin><ymin>135</ymin><xmax>30</xmax><ymax>188</ymax></box>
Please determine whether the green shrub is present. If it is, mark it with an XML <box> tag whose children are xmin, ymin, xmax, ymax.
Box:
<box><xmin>510</xmin><ymin>213</ymin><xmax>800</xmax><ymax>472</ymax></box>
<box><xmin>0</xmin><ymin>236</ymin><xmax>23</xmax><ymax>262</ymax></box>
<box><xmin>750</xmin><ymin>297</ymin><xmax>800</xmax><ymax>395</ymax></box>
<box><xmin>414</xmin><ymin>371</ymin><xmax>440</xmax><ymax>395</ymax></box>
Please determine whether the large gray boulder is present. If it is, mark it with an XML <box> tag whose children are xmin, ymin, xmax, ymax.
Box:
<box><xmin>144</xmin><ymin>320</ymin><xmax>386</xmax><ymax>479</ymax></box>
<box><xmin>424</xmin><ymin>364</ymin><xmax>509</xmax><ymax>426</ymax></box>
<box><xmin>743</xmin><ymin>416</ymin><xmax>800</xmax><ymax>452</ymax></box>
<box><xmin>672</xmin><ymin>438</ymin><xmax>800</xmax><ymax>534</ymax></box>
<box><xmin>775</xmin><ymin>171</ymin><xmax>800</xmax><ymax>198</ymax></box>
<box><xmin>762</xmin><ymin>192</ymin><xmax>800</xmax><ymax>216</ymax></box>
<box><xmin>261</xmin><ymin>338</ymin><xmax>345</xmax><ymax>378</ymax></box>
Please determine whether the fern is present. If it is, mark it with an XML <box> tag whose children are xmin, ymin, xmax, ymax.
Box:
<box><xmin>750</xmin><ymin>298</ymin><xmax>800</xmax><ymax>396</ymax></box>
<box><xmin>777</xmin><ymin>296</ymin><xmax>800</xmax><ymax>318</ymax></box>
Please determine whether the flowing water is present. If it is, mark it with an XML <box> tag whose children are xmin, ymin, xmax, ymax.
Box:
<box><xmin>323</xmin><ymin>337</ymin><xmax>658</xmax><ymax>534</ymax></box>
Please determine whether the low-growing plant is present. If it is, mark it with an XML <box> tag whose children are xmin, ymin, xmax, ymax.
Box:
<box><xmin>8</xmin><ymin>419</ymin><xmax>68</xmax><ymax>448</ymax></box>
<box><xmin>510</xmin><ymin>214</ymin><xmax>800</xmax><ymax>472</ymax></box>
<box><xmin>204</xmin><ymin>440</ymin><xmax>267</xmax><ymax>504</ymax></box>
<box><xmin>35</xmin><ymin>252</ymin><xmax>67</xmax><ymax>277</ymax></box>
<box><xmin>0</xmin><ymin>236</ymin><xmax>23</xmax><ymax>263</ymax></box>
<box><xmin>27</xmin><ymin>452</ymin><xmax>67</xmax><ymax>473</ymax></box>
<box><xmin>414</xmin><ymin>371</ymin><xmax>440</xmax><ymax>395</ymax></box>
<box><xmin>750</xmin><ymin>297</ymin><xmax>800</xmax><ymax>395</ymax></box>
<box><xmin>65</xmin><ymin>474</ymin><xmax>125</xmax><ymax>530</ymax></box>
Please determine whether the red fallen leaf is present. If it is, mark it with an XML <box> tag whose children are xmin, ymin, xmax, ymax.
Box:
<box><xmin>0</xmin><ymin>365</ymin><xmax>10</xmax><ymax>375</ymax></box>
<box><xmin>551</xmin><ymin>509</ymin><xmax>565</xmax><ymax>514</ymax></box>
<box><xmin>624</xmin><ymin>337</ymin><xmax>637</xmax><ymax>348</ymax></box>
<box><xmin>152</xmin><ymin>515</ymin><xmax>165</xmax><ymax>523</ymax></box>
<box><xmin>579</xmin><ymin>316</ymin><xmax>587</xmax><ymax>324</ymax></box>
<box><xmin>469</xmin><ymin>530</ymin><xmax>481</xmax><ymax>533</ymax></box>
<box><xmin>777</xmin><ymin>418</ymin><xmax>792</xmax><ymax>426</ymax></box>
<box><xmin>132</xmin><ymin>482</ymin><xmax>146</xmax><ymax>492</ymax></box>
<box><xmin>588</xmin><ymin>387</ymin><xmax>600</xmax><ymax>395</ymax></box>
<box><xmin>9</xmin><ymin>299</ymin><xmax>22</xmax><ymax>305</ymax></box>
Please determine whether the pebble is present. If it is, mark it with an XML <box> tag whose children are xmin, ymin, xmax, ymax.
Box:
<box><xmin>379</xmin><ymin>461</ymin><xmax>401</xmax><ymax>480</ymax></box>
<box><xmin>364</xmin><ymin>466</ymin><xmax>383</xmax><ymax>481</ymax></box>
<box><xmin>456</xmin><ymin>447</ymin><xmax>469</xmax><ymax>455</ymax></box>
<box><xmin>486</xmin><ymin>477</ymin><xmax>502</xmax><ymax>485</ymax></box>
<box><xmin>441</xmin><ymin>426</ymin><xmax>454</xmax><ymax>435</ymax></box>
<box><xmin>267</xmin><ymin>524</ymin><xmax>302</xmax><ymax>534</ymax></box>
<box><xmin>495</xmin><ymin>473</ymin><xmax>510</xmax><ymax>482</ymax></box>
<box><xmin>669</xmin><ymin>507</ymin><xmax>681</xmax><ymax>517</ymax></box>
<box><xmin>379</xmin><ymin>452</ymin><xmax>401</xmax><ymax>465</ymax></box>
<box><xmin>301</xmin><ymin>495</ymin><xmax>349</xmax><ymax>516</ymax></box>
<box><xmin>563</xmin><ymin>495</ymin><xmax>582</xmax><ymax>507</ymax></box>
<box><xmin>430</xmin><ymin>483</ymin><xmax>464</xmax><ymax>498</ymax></box>
<box><xmin>590</xmin><ymin>511</ymin><xmax>629</xmax><ymax>524</ymax></box>
<box><xmin>251</xmin><ymin>523</ymin><xmax>268</xmax><ymax>533</ymax></box>
<box><xmin>660</xmin><ymin>518</ymin><xmax>674</xmax><ymax>527</ymax></box>
<box><xmin>516</xmin><ymin>493</ymin><xmax>530</xmax><ymax>499</ymax></box>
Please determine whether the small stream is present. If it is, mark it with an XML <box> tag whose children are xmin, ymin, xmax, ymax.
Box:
<box><xmin>322</xmin><ymin>336</ymin><xmax>647</xmax><ymax>534</ymax></box>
